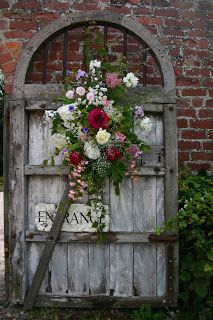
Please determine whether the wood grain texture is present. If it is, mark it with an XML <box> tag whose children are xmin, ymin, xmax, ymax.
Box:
<box><xmin>134</xmin><ymin>244</ymin><xmax>156</xmax><ymax>296</ymax></box>
<box><xmin>8</xmin><ymin>100</ymin><xmax>27</xmax><ymax>303</ymax></box>
<box><xmin>35</xmin><ymin>294</ymin><xmax>172</xmax><ymax>308</ymax></box>
<box><xmin>67</xmin><ymin>243</ymin><xmax>89</xmax><ymax>295</ymax></box>
<box><xmin>89</xmin><ymin>244</ymin><xmax>109</xmax><ymax>295</ymax></box>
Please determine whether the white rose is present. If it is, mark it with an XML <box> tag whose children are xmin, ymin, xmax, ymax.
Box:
<box><xmin>65</xmin><ymin>89</ymin><xmax>74</xmax><ymax>99</ymax></box>
<box><xmin>96</xmin><ymin>129</ymin><xmax>111</xmax><ymax>145</ymax></box>
<box><xmin>140</xmin><ymin>117</ymin><xmax>152</xmax><ymax>132</ymax></box>
<box><xmin>84</xmin><ymin>141</ymin><xmax>101</xmax><ymax>159</ymax></box>
<box><xmin>123</xmin><ymin>72</ymin><xmax>139</xmax><ymax>88</ymax></box>
<box><xmin>76</xmin><ymin>86</ymin><xmax>86</xmax><ymax>96</ymax></box>
<box><xmin>52</xmin><ymin>133</ymin><xmax>67</xmax><ymax>150</ymax></box>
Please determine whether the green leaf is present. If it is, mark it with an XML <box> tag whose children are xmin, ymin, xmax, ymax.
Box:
<box><xmin>51</xmin><ymin>156</ymin><xmax>55</xmax><ymax>166</ymax></box>
<box><xmin>42</xmin><ymin>159</ymin><xmax>48</xmax><ymax>167</ymax></box>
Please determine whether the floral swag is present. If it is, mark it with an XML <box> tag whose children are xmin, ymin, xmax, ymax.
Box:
<box><xmin>44</xmin><ymin>59</ymin><xmax>152</xmax><ymax>235</ymax></box>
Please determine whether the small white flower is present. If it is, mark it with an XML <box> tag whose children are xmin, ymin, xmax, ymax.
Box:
<box><xmin>140</xmin><ymin>117</ymin><xmax>152</xmax><ymax>132</ymax></box>
<box><xmin>123</xmin><ymin>72</ymin><xmax>139</xmax><ymax>88</ymax></box>
<box><xmin>86</xmin><ymin>92</ymin><xmax>95</xmax><ymax>102</ymax></box>
<box><xmin>89</xmin><ymin>59</ymin><xmax>101</xmax><ymax>70</ymax></box>
<box><xmin>65</xmin><ymin>89</ymin><xmax>74</xmax><ymax>99</ymax></box>
<box><xmin>96</xmin><ymin>129</ymin><xmax>111</xmax><ymax>145</ymax></box>
<box><xmin>76</xmin><ymin>86</ymin><xmax>86</xmax><ymax>96</ymax></box>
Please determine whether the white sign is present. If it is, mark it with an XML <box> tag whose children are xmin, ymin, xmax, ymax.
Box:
<box><xmin>35</xmin><ymin>203</ymin><xmax>110</xmax><ymax>232</ymax></box>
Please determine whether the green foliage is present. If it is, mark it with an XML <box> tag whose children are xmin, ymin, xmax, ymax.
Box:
<box><xmin>131</xmin><ymin>305</ymin><xmax>168</xmax><ymax>320</ymax></box>
<box><xmin>156</xmin><ymin>169</ymin><xmax>213</xmax><ymax>315</ymax></box>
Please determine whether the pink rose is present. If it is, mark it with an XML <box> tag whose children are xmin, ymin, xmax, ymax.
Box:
<box><xmin>76</xmin><ymin>86</ymin><xmax>86</xmax><ymax>96</ymax></box>
<box><xmin>106</xmin><ymin>73</ymin><xmax>121</xmax><ymax>89</ymax></box>
<box><xmin>115</xmin><ymin>132</ymin><xmax>126</xmax><ymax>143</ymax></box>
<box><xmin>66</xmin><ymin>90</ymin><xmax>74</xmax><ymax>99</ymax></box>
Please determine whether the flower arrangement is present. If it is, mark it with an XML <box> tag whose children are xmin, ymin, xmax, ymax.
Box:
<box><xmin>44</xmin><ymin>59</ymin><xmax>152</xmax><ymax>234</ymax></box>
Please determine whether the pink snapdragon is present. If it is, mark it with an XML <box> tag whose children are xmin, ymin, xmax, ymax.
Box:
<box><xmin>115</xmin><ymin>132</ymin><xmax>126</xmax><ymax>143</ymax></box>
<box><xmin>68</xmin><ymin>160</ymin><xmax>88</xmax><ymax>201</ymax></box>
<box><xmin>106</xmin><ymin>73</ymin><xmax>121</xmax><ymax>89</ymax></box>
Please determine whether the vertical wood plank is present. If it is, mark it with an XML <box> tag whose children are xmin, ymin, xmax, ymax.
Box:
<box><xmin>156</xmin><ymin>177</ymin><xmax>166</xmax><ymax>296</ymax></box>
<box><xmin>164</xmin><ymin>103</ymin><xmax>178</xmax><ymax>303</ymax></box>
<box><xmin>8</xmin><ymin>100</ymin><xmax>27</xmax><ymax>303</ymax></box>
<box><xmin>89</xmin><ymin>244</ymin><xmax>109</xmax><ymax>295</ymax></box>
<box><xmin>133</xmin><ymin>177</ymin><xmax>156</xmax><ymax>232</ymax></box>
<box><xmin>110</xmin><ymin>244</ymin><xmax>133</xmax><ymax>297</ymax></box>
<box><xmin>28</xmin><ymin>176</ymin><xmax>66</xmax><ymax>230</ymax></box>
<box><xmin>48</xmin><ymin>244</ymin><xmax>68</xmax><ymax>294</ymax></box>
<box><xmin>28</xmin><ymin>112</ymin><xmax>62</xmax><ymax>165</ymax></box>
<box><xmin>3</xmin><ymin>97</ymin><xmax>10</xmax><ymax>299</ymax></box>
<box><xmin>134</xmin><ymin>243</ymin><xmax>156</xmax><ymax>296</ymax></box>
<box><xmin>28</xmin><ymin>243</ymin><xmax>47</xmax><ymax>293</ymax></box>
<box><xmin>110</xmin><ymin>178</ymin><xmax>133</xmax><ymax>296</ymax></box>
<box><xmin>67</xmin><ymin>243</ymin><xmax>89</xmax><ymax>295</ymax></box>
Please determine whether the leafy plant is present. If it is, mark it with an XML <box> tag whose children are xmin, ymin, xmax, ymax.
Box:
<box><xmin>156</xmin><ymin>169</ymin><xmax>213</xmax><ymax>314</ymax></box>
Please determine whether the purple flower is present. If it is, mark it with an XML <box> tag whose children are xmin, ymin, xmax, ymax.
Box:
<box><xmin>82</xmin><ymin>127</ymin><xmax>89</xmax><ymax>134</ymax></box>
<box><xmin>68</xmin><ymin>104</ymin><xmax>75</xmax><ymax>112</ymax></box>
<box><xmin>134</xmin><ymin>105</ymin><xmax>144</xmax><ymax>118</ymax></box>
<box><xmin>76</xmin><ymin>69</ymin><xmax>87</xmax><ymax>81</ymax></box>
<box><xmin>61</xmin><ymin>148</ymin><xmax>68</xmax><ymax>156</ymax></box>
<box><xmin>134</xmin><ymin>151</ymin><xmax>143</xmax><ymax>158</ymax></box>
<box><xmin>126</xmin><ymin>144</ymin><xmax>139</xmax><ymax>157</ymax></box>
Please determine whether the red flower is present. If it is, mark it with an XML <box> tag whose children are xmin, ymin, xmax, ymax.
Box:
<box><xmin>69</xmin><ymin>151</ymin><xmax>81</xmax><ymax>166</ymax></box>
<box><xmin>88</xmin><ymin>108</ymin><xmax>109</xmax><ymax>129</ymax></box>
<box><xmin>105</xmin><ymin>147</ymin><xmax>122</xmax><ymax>161</ymax></box>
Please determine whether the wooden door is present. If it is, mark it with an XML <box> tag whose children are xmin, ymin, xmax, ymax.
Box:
<box><xmin>5</xmin><ymin>83</ymin><xmax>178</xmax><ymax>308</ymax></box>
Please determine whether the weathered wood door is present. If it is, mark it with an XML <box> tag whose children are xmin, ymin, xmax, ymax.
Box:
<box><xmin>5</xmin><ymin>12</ymin><xmax>178</xmax><ymax>308</ymax></box>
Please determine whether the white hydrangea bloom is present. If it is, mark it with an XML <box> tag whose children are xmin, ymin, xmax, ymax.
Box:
<box><xmin>84</xmin><ymin>141</ymin><xmax>101</xmax><ymax>160</ymax></box>
<box><xmin>57</xmin><ymin>104</ymin><xmax>75</xmax><ymax>122</ymax></box>
<box><xmin>52</xmin><ymin>133</ymin><xmax>67</xmax><ymax>150</ymax></box>
<box><xmin>123</xmin><ymin>72</ymin><xmax>139</xmax><ymax>88</ymax></box>
<box><xmin>140</xmin><ymin>117</ymin><xmax>152</xmax><ymax>132</ymax></box>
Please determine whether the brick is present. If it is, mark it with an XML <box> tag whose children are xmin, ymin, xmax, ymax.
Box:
<box><xmin>0</xmin><ymin>1</ymin><xmax>9</xmax><ymax>9</ymax></box>
<box><xmin>176</xmin><ymin>77</ymin><xmax>201</xmax><ymax>87</ymax></box>
<box><xmin>203</xmin><ymin>142</ymin><xmax>213</xmax><ymax>151</ymax></box>
<box><xmin>188</xmin><ymin>31</ymin><xmax>206</xmax><ymax>38</ymax></box>
<box><xmin>185</xmin><ymin>68</ymin><xmax>209</xmax><ymax>77</ymax></box>
<box><xmin>14</xmin><ymin>0</ymin><xmax>41</xmax><ymax>10</ymax></box>
<box><xmin>190</xmin><ymin>119</ymin><xmax>213</xmax><ymax>129</ymax></box>
<box><xmin>196</xmin><ymin>39</ymin><xmax>209</xmax><ymax>49</ymax></box>
<box><xmin>154</xmin><ymin>8</ymin><xmax>177</xmax><ymax>17</ymax></box>
<box><xmin>164</xmin><ymin>29</ymin><xmax>185</xmax><ymax>37</ymax></box>
<box><xmin>203</xmin><ymin>80</ymin><xmax>213</xmax><ymax>87</ymax></box>
<box><xmin>45</xmin><ymin>1</ymin><xmax>70</xmax><ymax>11</ymax></box>
<box><xmin>198</xmin><ymin>109</ymin><xmax>213</xmax><ymax>118</ymax></box>
<box><xmin>5</xmin><ymin>42</ymin><xmax>22</xmax><ymax>50</ymax></box>
<box><xmin>191</xmin><ymin>98</ymin><xmax>204</xmax><ymax>108</ymax></box>
<box><xmin>10</xmin><ymin>21</ymin><xmax>38</xmax><ymax>31</ymax></box>
<box><xmin>0</xmin><ymin>20</ymin><xmax>8</xmax><ymax>30</ymax></box>
<box><xmin>138</xmin><ymin>17</ymin><xmax>162</xmax><ymax>26</ymax></box>
<box><xmin>181</xmin><ymin>12</ymin><xmax>203</xmax><ymax>20</ymax></box>
<box><xmin>0</xmin><ymin>52</ymin><xmax>13</xmax><ymax>64</ymax></box>
<box><xmin>169</xmin><ymin>0</ymin><xmax>192</xmax><ymax>9</ymax></box>
<box><xmin>165</xmin><ymin>19</ymin><xmax>191</xmax><ymax>28</ymax></box>
<box><xmin>206</xmin><ymin>99</ymin><xmax>213</xmax><ymax>108</ymax></box>
<box><xmin>130</xmin><ymin>0</ymin><xmax>140</xmax><ymax>4</ymax></box>
<box><xmin>189</xmin><ymin>162</ymin><xmax>210</xmax><ymax>171</ymax></box>
<box><xmin>73</xmin><ymin>3</ymin><xmax>100</xmax><ymax>11</ymax></box>
<box><xmin>181</xmin><ymin>130</ymin><xmax>206</xmax><ymax>139</ymax></box>
<box><xmin>191</xmin><ymin>152</ymin><xmax>213</xmax><ymax>161</ymax></box>
<box><xmin>177</xmin><ymin>109</ymin><xmax>196</xmax><ymax>118</ymax></box>
<box><xmin>4</xmin><ymin>83</ymin><xmax>13</xmax><ymax>94</ymax></box>
<box><xmin>1</xmin><ymin>61</ymin><xmax>17</xmax><ymax>73</ymax></box>
<box><xmin>182</xmin><ymin>89</ymin><xmax>207</xmax><ymax>97</ymax></box>
<box><xmin>133</xmin><ymin>7</ymin><xmax>152</xmax><ymax>15</ymax></box>
<box><xmin>209</xmin><ymin>90</ymin><xmax>213</xmax><ymax>97</ymax></box>
<box><xmin>34</xmin><ymin>12</ymin><xmax>58</xmax><ymax>22</ymax></box>
<box><xmin>177</xmin><ymin>118</ymin><xmax>188</xmax><ymax>128</ymax></box>
<box><xmin>184</xmin><ymin>49</ymin><xmax>208</xmax><ymax>58</ymax></box>
<box><xmin>4</xmin><ymin>31</ymin><xmax>32</xmax><ymax>39</ymax></box>
<box><xmin>178</xmin><ymin>152</ymin><xmax>190</xmax><ymax>162</ymax></box>
<box><xmin>178</xmin><ymin>141</ymin><xmax>201</xmax><ymax>150</ymax></box>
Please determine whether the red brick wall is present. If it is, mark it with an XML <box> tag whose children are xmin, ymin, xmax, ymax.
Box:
<box><xmin>0</xmin><ymin>0</ymin><xmax>212</xmax><ymax>173</ymax></box>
